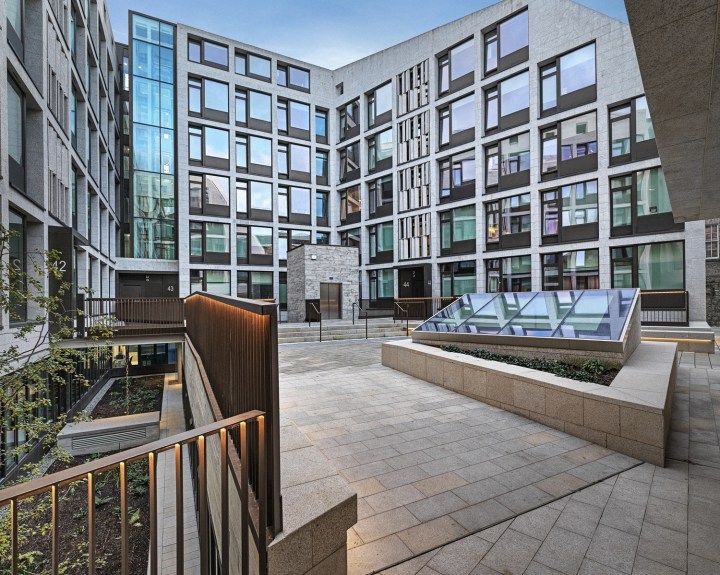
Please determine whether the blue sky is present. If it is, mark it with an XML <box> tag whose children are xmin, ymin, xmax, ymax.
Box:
<box><xmin>108</xmin><ymin>0</ymin><xmax>627</xmax><ymax>69</ymax></box>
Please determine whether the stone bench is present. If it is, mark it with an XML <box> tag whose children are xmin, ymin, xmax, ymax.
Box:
<box><xmin>382</xmin><ymin>340</ymin><xmax>677</xmax><ymax>466</ymax></box>
<box><xmin>57</xmin><ymin>411</ymin><xmax>161</xmax><ymax>456</ymax></box>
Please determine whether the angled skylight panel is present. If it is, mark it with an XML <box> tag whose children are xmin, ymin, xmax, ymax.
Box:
<box><xmin>500</xmin><ymin>291</ymin><xmax>580</xmax><ymax>336</ymax></box>
<box><xmin>414</xmin><ymin>293</ymin><xmax>495</xmax><ymax>332</ymax></box>
<box><xmin>459</xmin><ymin>291</ymin><xmax>535</xmax><ymax>333</ymax></box>
<box><xmin>555</xmin><ymin>289</ymin><xmax>635</xmax><ymax>340</ymax></box>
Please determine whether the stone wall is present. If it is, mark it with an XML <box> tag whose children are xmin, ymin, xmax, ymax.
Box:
<box><xmin>287</xmin><ymin>244</ymin><xmax>360</xmax><ymax>323</ymax></box>
<box><xmin>707</xmin><ymin>259</ymin><xmax>720</xmax><ymax>326</ymax></box>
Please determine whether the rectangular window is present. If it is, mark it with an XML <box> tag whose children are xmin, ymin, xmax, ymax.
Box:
<box><xmin>368</xmin><ymin>129</ymin><xmax>393</xmax><ymax>172</ymax></box>
<box><xmin>249</xmin><ymin>181</ymin><xmax>272</xmax><ymax>213</ymax></box>
<box><xmin>189</xmin><ymin>221</ymin><xmax>230</xmax><ymax>262</ymax></box>
<box><xmin>484</xmin><ymin>9</ymin><xmax>529</xmax><ymax>75</ymax></box>
<box><xmin>541</xmin><ymin>111</ymin><xmax>597</xmax><ymax>180</ymax></box>
<box><xmin>7</xmin><ymin>0</ymin><xmax>23</xmax><ymax>57</ymax></box>
<box><xmin>237</xmin><ymin>225</ymin><xmax>248</xmax><ymax>263</ymax></box>
<box><xmin>369</xmin><ymin>269</ymin><xmax>394</xmax><ymax>301</ymax></box>
<box><xmin>237</xmin><ymin>271</ymin><xmax>273</xmax><ymax>300</ymax></box>
<box><xmin>540</xmin><ymin>42</ymin><xmax>596</xmax><ymax>116</ymax></box>
<box><xmin>611</xmin><ymin>167</ymin><xmax>680</xmax><ymax>236</ymax></box>
<box><xmin>439</xmin><ymin>37</ymin><xmax>475</xmax><ymax>95</ymax></box>
<box><xmin>339</xmin><ymin>142</ymin><xmax>360</xmax><ymax>182</ymax></box>
<box><xmin>189</xmin><ymin>172</ymin><xmax>230</xmax><ymax>216</ymax></box>
<box><xmin>204</xmin><ymin>126</ymin><xmax>229</xmax><ymax>162</ymax></box>
<box><xmin>277</xmin><ymin>63</ymin><xmax>310</xmax><ymax>90</ymax></box>
<box><xmin>8</xmin><ymin>76</ymin><xmax>25</xmax><ymax>191</ymax></box>
<box><xmin>190</xmin><ymin>39</ymin><xmax>228</xmax><ymax>68</ymax></box>
<box><xmin>541</xmin><ymin>180</ymin><xmax>598</xmax><ymax>243</ymax></box>
<box><xmin>316</xmin><ymin>191</ymin><xmax>329</xmax><ymax>223</ymax></box>
<box><xmin>439</xmin><ymin>93</ymin><xmax>475</xmax><ymax>147</ymax></box>
<box><xmin>248</xmin><ymin>90</ymin><xmax>272</xmax><ymax>129</ymax></box>
<box><xmin>339</xmin><ymin>185</ymin><xmax>361</xmax><ymax>224</ymax></box>
<box><xmin>315</xmin><ymin>109</ymin><xmax>328</xmax><ymax>142</ymax></box>
<box><xmin>235</xmin><ymin>89</ymin><xmax>247</xmax><ymax>124</ymax></box>
<box><xmin>288</xmin><ymin>186</ymin><xmax>311</xmax><ymax>218</ymax></box>
<box><xmin>339</xmin><ymin>100</ymin><xmax>359</xmax><ymax>141</ymax></box>
<box><xmin>609</xmin><ymin>95</ymin><xmax>657</xmax><ymax>165</ymax></box>
<box><xmin>485</xmin><ymin>71</ymin><xmax>529</xmax><ymax>133</ymax></box>
<box><xmin>485</xmin><ymin>193</ymin><xmax>530</xmax><ymax>250</ymax></box>
<box><xmin>611</xmin><ymin>242</ymin><xmax>684</xmax><ymax>290</ymax></box>
<box><xmin>706</xmin><ymin>224</ymin><xmax>719</xmax><ymax>259</ymax></box>
<box><xmin>234</xmin><ymin>52</ymin><xmax>246</xmax><ymax>75</ymax></box>
<box><xmin>369</xmin><ymin>222</ymin><xmax>393</xmax><ymax>261</ymax></box>
<box><xmin>486</xmin><ymin>255</ymin><xmax>532</xmax><ymax>293</ymax></box>
<box><xmin>248</xmin><ymin>54</ymin><xmax>271</xmax><ymax>80</ymax></box>
<box><xmin>236</xmin><ymin>180</ymin><xmax>248</xmax><ymax>215</ymax></box>
<box><xmin>485</xmin><ymin>132</ymin><xmax>529</xmax><ymax>192</ymax></box>
<box><xmin>250</xmin><ymin>226</ymin><xmax>273</xmax><ymax>258</ymax></box>
<box><xmin>316</xmin><ymin>150</ymin><xmax>328</xmax><ymax>182</ymax></box>
<box><xmin>439</xmin><ymin>150</ymin><xmax>475</xmax><ymax>202</ymax></box>
<box><xmin>368</xmin><ymin>175</ymin><xmax>394</xmax><ymax>217</ymax></box>
<box><xmin>543</xmin><ymin>249</ymin><xmax>599</xmax><ymax>291</ymax></box>
<box><xmin>440</xmin><ymin>205</ymin><xmax>476</xmax><ymax>255</ymax></box>
<box><xmin>441</xmin><ymin>261</ymin><xmax>476</xmax><ymax>297</ymax></box>
<box><xmin>368</xmin><ymin>82</ymin><xmax>392</xmax><ymax>127</ymax></box>
<box><xmin>249</xmin><ymin>135</ymin><xmax>272</xmax><ymax>172</ymax></box>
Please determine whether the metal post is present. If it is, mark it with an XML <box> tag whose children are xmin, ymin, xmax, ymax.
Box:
<box><xmin>365</xmin><ymin>314</ymin><xmax>368</xmax><ymax>340</ymax></box>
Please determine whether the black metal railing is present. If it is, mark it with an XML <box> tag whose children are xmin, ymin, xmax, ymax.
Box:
<box><xmin>0</xmin><ymin>411</ymin><xmax>265</xmax><ymax>575</ymax></box>
<box><xmin>305</xmin><ymin>301</ymin><xmax>322</xmax><ymax>341</ymax></box>
<box><xmin>352</xmin><ymin>301</ymin><xmax>369</xmax><ymax>339</ymax></box>
<box><xmin>184</xmin><ymin>292</ymin><xmax>282</xmax><ymax>555</ymax></box>
<box><xmin>640</xmin><ymin>290</ymin><xmax>689</xmax><ymax>326</ymax></box>
<box><xmin>392</xmin><ymin>297</ymin><xmax>458</xmax><ymax>321</ymax></box>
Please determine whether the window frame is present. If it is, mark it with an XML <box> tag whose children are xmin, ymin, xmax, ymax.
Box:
<box><xmin>437</xmin><ymin>37</ymin><xmax>476</xmax><ymax>97</ymax></box>
<box><xmin>188</xmin><ymin>124</ymin><xmax>230</xmax><ymax>170</ymax></box>
<box><xmin>609</xmin><ymin>95</ymin><xmax>658</xmax><ymax>166</ymax></box>
<box><xmin>189</xmin><ymin>220</ymin><xmax>231</xmax><ymax>264</ymax></box>
<box><xmin>438</xmin><ymin>93</ymin><xmax>476</xmax><ymax>149</ymax></box>
<box><xmin>539</xmin><ymin>42</ymin><xmax>597</xmax><ymax>118</ymax></box>
<box><xmin>367</xmin><ymin>81</ymin><xmax>393</xmax><ymax>128</ymax></box>
<box><xmin>439</xmin><ymin>149</ymin><xmax>476</xmax><ymax>204</ymax></box>
<box><xmin>278</xmin><ymin>185</ymin><xmax>312</xmax><ymax>225</ymax></box>
<box><xmin>486</xmin><ymin>255</ymin><xmax>532</xmax><ymax>293</ymax></box>
<box><xmin>277</xmin><ymin>98</ymin><xmax>310</xmax><ymax>140</ymax></box>
<box><xmin>338</xmin><ymin>99</ymin><xmax>360</xmax><ymax>142</ymax></box>
<box><xmin>484</xmin><ymin>70</ymin><xmax>530</xmax><ymax>135</ymax></box>
<box><xmin>610</xmin><ymin>241</ymin><xmax>685</xmax><ymax>291</ymax></box>
<box><xmin>237</xmin><ymin>270</ymin><xmax>274</xmax><ymax>300</ymax></box>
<box><xmin>610</xmin><ymin>167</ymin><xmax>683</xmax><ymax>237</ymax></box>
<box><xmin>368</xmin><ymin>221</ymin><xmax>394</xmax><ymax>264</ymax></box>
<box><xmin>484</xmin><ymin>192</ymin><xmax>531</xmax><ymax>251</ymax></box>
<box><xmin>315</xmin><ymin>108</ymin><xmax>328</xmax><ymax>145</ymax></box>
<box><xmin>440</xmin><ymin>205</ymin><xmax>476</xmax><ymax>256</ymax></box>
<box><xmin>542</xmin><ymin>249</ymin><xmax>600</xmax><ymax>291</ymax></box>
<box><xmin>339</xmin><ymin>142</ymin><xmax>360</xmax><ymax>183</ymax></box>
<box><xmin>539</xmin><ymin>110</ymin><xmax>598</xmax><ymax>181</ymax></box>
<box><xmin>368</xmin><ymin>128</ymin><xmax>393</xmax><ymax>173</ymax></box>
<box><xmin>188</xmin><ymin>36</ymin><xmax>229</xmax><ymax>70</ymax></box>
<box><xmin>189</xmin><ymin>172</ymin><xmax>231</xmax><ymax>217</ymax></box>
<box><xmin>7</xmin><ymin>75</ymin><xmax>26</xmax><ymax>192</ymax></box>
<box><xmin>482</xmin><ymin>8</ymin><xmax>529</xmax><ymax>77</ymax></box>
<box><xmin>440</xmin><ymin>260</ymin><xmax>477</xmax><ymax>297</ymax></box>
<box><xmin>188</xmin><ymin>76</ymin><xmax>229</xmax><ymax>123</ymax></box>
<box><xmin>368</xmin><ymin>175</ymin><xmax>394</xmax><ymax>219</ymax></box>
<box><xmin>484</xmin><ymin>131</ymin><xmax>530</xmax><ymax>193</ymax></box>
<box><xmin>541</xmin><ymin>179</ymin><xmax>599</xmax><ymax>245</ymax></box>
<box><xmin>339</xmin><ymin>185</ymin><xmax>361</xmax><ymax>225</ymax></box>
<box><xmin>277</xmin><ymin>62</ymin><xmax>310</xmax><ymax>92</ymax></box>
<box><xmin>316</xmin><ymin>190</ymin><xmax>329</xmax><ymax>227</ymax></box>
<box><xmin>277</xmin><ymin>141</ymin><xmax>311</xmax><ymax>183</ymax></box>
<box><xmin>315</xmin><ymin>149</ymin><xmax>329</xmax><ymax>186</ymax></box>
<box><xmin>706</xmin><ymin>223</ymin><xmax>720</xmax><ymax>260</ymax></box>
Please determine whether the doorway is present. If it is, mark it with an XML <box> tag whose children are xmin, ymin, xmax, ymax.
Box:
<box><xmin>319</xmin><ymin>283</ymin><xmax>342</xmax><ymax>319</ymax></box>
<box><xmin>398</xmin><ymin>266</ymin><xmax>428</xmax><ymax>298</ymax></box>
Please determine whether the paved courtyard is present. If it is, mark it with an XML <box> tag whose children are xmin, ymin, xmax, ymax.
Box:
<box><xmin>279</xmin><ymin>340</ymin><xmax>720</xmax><ymax>574</ymax></box>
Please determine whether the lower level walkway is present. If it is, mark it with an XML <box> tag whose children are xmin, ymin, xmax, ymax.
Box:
<box><xmin>279</xmin><ymin>341</ymin><xmax>720</xmax><ymax>575</ymax></box>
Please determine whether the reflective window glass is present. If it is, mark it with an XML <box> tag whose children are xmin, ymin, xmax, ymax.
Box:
<box><xmin>203</xmin><ymin>41</ymin><xmax>228</xmax><ymax>66</ymax></box>
<box><xmin>500</xmin><ymin>71</ymin><xmax>529</xmax><ymax>116</ymax></box>
<box><xmin>249</xmin><ymin>90</ymin><xmax>271</xmax><ymax>122</ymax></box>
<box><xmin>204</xmin><ymin>79</ymin><xmax>228</xmax><ymax>112</ymax></box>
<box><xmin>452</xmin><ymin>94</ymin><xmax>474</xmax><ymax>133</ymax></box>
<box><xmin>559</xmin><ymin>44</ymin><xmax>595</xmax><ymax>96</ymax></box>
<box><xmin>250</xmin><ymin>182</ymin><xmax>272</xmax><ymax>210</ymax></box>
<box><xmin>204</xmin><ymin>127</ymin><xmax>229</xmax><ymax>159</ymax></box>
<box><xmin>289</xmin><ymin>66</ymin><xmax>310</xmax><ymax>89</ymax></box>
<box><xmin>249</xmin><ymin>54</ymin><xmax>271</xmax><ymax>79</ymax></box>
<box><xmin>451</xmin><ymin>39</ymin><xmax>474</xmax><ymax>80</ymax></box>
<box><xmin>290</xmin><ymin>144</ymin><xmax>311</xmax><ymax>173</ymax></box>
<box><xmin>291</xmin><ymin>187</ymin><xmax>311</xmax><ymax>214</ymax></box>
<box><xmin>499</xmin><ymin>10</ymin><xmax>528</xmax><ymax>57</ymax></box>
<box><xmin>250</xmin><ymin>136</ymin><xmax>272</xmax><ymax>166</ymax></box>
<box><xmin>290</xmin><ymin>101</ymin><xmax>310</xmax><ymax>130</ymax></box>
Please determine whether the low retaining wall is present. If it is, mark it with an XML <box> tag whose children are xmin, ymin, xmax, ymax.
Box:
<box><xmin>382</xmin><ymin>340</ymin><xmax>677</xmax><ymax>466</ymax></box>
<box><xmin>57</xmin><ymin>411</ymin><xmax>160</xmax><ymax>456</ymax></box>
<box><xmin>184</xmin><ymin>337</ymin><xmax>356</xmax><ymax>575</ymax></box>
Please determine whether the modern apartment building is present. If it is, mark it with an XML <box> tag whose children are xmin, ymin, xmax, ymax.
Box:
<box><xmin>0</xmin><ymin>0</ymin><xmax>708</xmax><ymax>476</ymax></box>
<box><xmin>114</xmin><ymin>0</ymin><xmax>706</xmax><ymax>322</ymax></box>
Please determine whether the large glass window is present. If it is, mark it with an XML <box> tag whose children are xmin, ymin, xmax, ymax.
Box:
<box><xmin>369</xmin><ymin>222</ymin><xmax>393</xmax><ymax>258</ymax></box>
<box><xmin>8</xmin><ymin>76</ymin><xmax>25</xmax><ymax>191</ymax></box>
<box><xmin>439</xmin><ymin>94</ymin><xmax>475</xmax><ymax>146</ymax></box>
<box><xmin>339</xmin><ymin>142</ymin><xmax>360</xmax><ymax>180</ymax></box>
<box><xmin>249</xmin><ymin>135</ymin><xmax>272</xmax><ymax>167</ymax></box>
<box><xmin>486</xmin><ymin>132</ymin><xmax>530</xmax><ymax>190</ymax></box>
<box><xmin>439</xmin><ymin>38</ymin><xmax>474</xmax><ymax>95</ymax></box>
<box><xmin>486</xmin><ymin>256</ymin><xmax>531</xmax><ymax>293</ymax></box>
<box><xmin>707</xmin><ymin>224</ymin><xmax>719</xmax><ymax>259</ymax></box>
<box><xmin>250</xmin><ymin>226</ymin><xmax>273</xmax><ymax>256</ymax></box>
<box><xmin>204</xmin><ymin>127</ymin><xmax>229</xmax><ymax>160</ymax></box>
<box><xmin>559</xmin><ymin>44</ymin><xmax>595</xmax><ymax>96</ymax></box>
<box><xmin>339</xmin><ymin>100</ymin><xmax>359</xmax><ymax>139</ymax></box>
<box><xmin>238</xmin><ymin>271</ymin><xmax>274</xmax><ymax>300</ymax></box>
<box><xmin>204</xmin><ymin>78</ymin><xmax>228</xmax><ymax>113</ymax></box>
<box><xmin>485</xmin><ymin>10</ymin><xmax>528</xmax><ymax>75</ymax></box>
<box><xmin>189</xmin><ymin>173</ymin><xmax>230</xmax><ymax>214</ymax></box>
<box><xmin>370</xmin><ymin>269</ymin><xmax>394</xmax><ymax>300</ymax></box>
<box><xmin>7</xmin><ymin>0</ymin><xmax>23</xmax><ymax>48</ymax></box>
<box><xmin>203</xmin><ymin>40</ymin><xmax>228</xmax><ymax>67</ymax></box>
<box><xmin>543</xmin><ymin>249</ymin><xmax>599</xmax><ymax>291</ymax></box>
<box><xmin>441</xmin><ymin>261</ymin><xmax>476</xmax><ymax>297</ymax></box>
<box><xmin>290</xmin><ymin>186</ymin><xmax>311</xmax><ymax>215</ymax></box>
<box><xmin>248</xmin><ymin>54</ymin><xmax>271</xmax><ymax>79</ymax></box>
<box><xmin>368</xmin><ymin>129</ymin><xmax>393</xmax><ymax>171</ymax></box>
<box><xmin>501</xmin><ymin>193</ymin><xmax>531</xmax><ymax>234</ymax></box>
<box><xmin>561</xmin><ymin>180</ymin><xmax>598</xmax><ymax>226</ymax></box>
<box><xmin>611</xmin><ymin>167</ymin><xmax>676</xmax><ymax>235</ymax></box>
<box><xmin>610</xmin><ymin>95</ymin><xmax>656</xmax><ymax>164</ymax></box>
<box><xmin>440</xmin><ymin>150</ymin><xmax>475</xmax><ymax>200</ymax></box>
<box><xmin>290</xmin><ymin>143</ymin><xmax>310</xmax><ymax>174</ymax></box>
<box><xmin>611</xmin><ymin>242</ymin><xmax>684</xmax><ymax>290</ymax></box>
<box><xmin>339</xmin><ymin>186</ymin><xmax>361</xmax><ymax>222</ymax></box>
<box><xmin>368</xmin><ymin>82</ymin><xmax>392</xmax><ymax>127</ymax></box>
<box><xmin>250</xmin><ymin>181</ymin><xmax>272</xmax><ymax>211</ymax></box>
<box><xmin>560</xmin><ymin>112</ymin><xmax>597</xmax><ymax>160</ymax></box>
<box><xmin>485</xmin><ymin>71</ymin><xmax>529</xmax><ymax>132</ymax></box>
<box><xmin>315</xmin><ymin>109</ymin><xmax>327</xmax><ymax>140</ymax></box>
<box><xmin>368</xmin><ymin>175</ymin><xmax>394</xmax><ymax>215</ymax></box>
<box><xmin>440</xmin><ymin>205</ymin><xmax>476</xmax><ymax>254</ymax></box>
<box><xmin>249</xmin><ymin>90</ymin><xmax>271</xmax><ymax>123</ymax></box>
<box><xmin>316</xmin><ymin>150</ymin><xmax>328</xmax><ymax>179</ymax></box>
<box><xmin>289</xmin><ymin>101</ymin><xmax>310</xmax><ymax>131</ymax></box>
<box><xmin>636</xmin><ymin>168</ymin><xmax>671</xmax><ymax>217</ymax></box>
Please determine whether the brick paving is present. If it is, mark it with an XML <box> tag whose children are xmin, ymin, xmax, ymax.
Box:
<box><xmin>279</xmin><ymin>341</ymin><xmax>648</xmax><ymax>575</ymax></box>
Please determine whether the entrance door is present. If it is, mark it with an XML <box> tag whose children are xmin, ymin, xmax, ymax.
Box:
<box><xmin>398</xmin><ymin>267</ymin><xmax>426</xmax><ymax>298</ymax></box>
<box><xmin>319</xmin><ymin>283</ymin><xmax>341</xmax><ymax>319</ymax></box>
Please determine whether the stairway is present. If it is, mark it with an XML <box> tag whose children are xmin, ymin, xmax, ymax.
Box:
<box><xmin>278</xmin><ymin>319</ymin><xmax>420</xmax><ymax>344</ymax></box>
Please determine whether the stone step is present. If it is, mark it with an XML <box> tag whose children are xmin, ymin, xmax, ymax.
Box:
<box><xmin>279</xmin><ymin>332</ymin><xmax>410</xmax><ymax>343</ymax></box>
<box><xmin>278</xmin><ymin>326</ymin><xmax>411</xmax><ymax>336</ymax></box>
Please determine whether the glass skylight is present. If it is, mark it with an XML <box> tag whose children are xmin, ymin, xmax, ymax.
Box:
<box><xmin>414</xmin><ymin>289</ymin><xmax>637</xmax><ymax>341</ymax></box>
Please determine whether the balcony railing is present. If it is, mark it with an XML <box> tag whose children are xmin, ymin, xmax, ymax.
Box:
<box><xmin>393</xmin><ymin>297</ymin><xmax>459</xmax><ymax>321</ymax></box>
<box><xmin>78</xmin><ymin>295</ymin><xmax>186</xmax><ymax>337</ymax></box>
<box><xmin>640</xmin><ymin>290</ymin><xmax>689</xmax><ymax>326</ymax></box>
<box><xmin>0</xmin><ymin>411</ymin><xmax>265</xmax><ymax>575</ymax></box>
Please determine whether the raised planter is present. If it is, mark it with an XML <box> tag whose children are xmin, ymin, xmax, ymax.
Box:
<box><xmin>382</xmin><ymin>339</ymin><xmax>677</xmax><ymax>466</ymax></box>
<box><xmin>57</xmin><ymin>411</ymin><xmax>161</xmax><ymax>456</ymax></box>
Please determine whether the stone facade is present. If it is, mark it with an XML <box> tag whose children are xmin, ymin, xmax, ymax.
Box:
<box><xmin>287</xmin><ymin>244</ymin><xmax>360</xmax><ymax>323</ymax></box>
<box><xmin>706</xmin><ymin>219</ymin><xmax>720</xmax><ymax>326</ymax></box>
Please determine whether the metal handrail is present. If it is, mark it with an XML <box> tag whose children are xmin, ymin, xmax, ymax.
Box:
<box><xmin>0</xmin><ymin>410</ymin><xmax>265</xmax><ymax>575</ymax></box>
<box><xmin>394</xmin><ymin>301</ymin><xmax>410</xmax><ymax>336</ymax></box>
<box><xmin>309</xmin><ymin>302</ymin><xmax>322</xmax><ymax>342</ymax></box>
<box><xmin>352</xmin><ymin>301</ymin><xmax>369</xmax><ymax>339</ymax></box>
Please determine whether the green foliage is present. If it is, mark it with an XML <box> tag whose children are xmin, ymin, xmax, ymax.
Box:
<box><xmin>0</xmin><ymin>224</ymin><xmax>114</xmax><ymax>572</ymax></box>
<box><xmin>441</xmin><ymin>345</ymin><xmax>613</xmax><ymax>385</ymax></box>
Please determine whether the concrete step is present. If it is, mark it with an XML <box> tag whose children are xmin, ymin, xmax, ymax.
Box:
<box><xmin>278</xmin><ymin>326</ymin><xmax>412</xmax><ymax>336</ymax></box>
<box><xmin>279</xmin><ymin>331</ymin><xmax>410</xmax><ymax>343</ymax></box>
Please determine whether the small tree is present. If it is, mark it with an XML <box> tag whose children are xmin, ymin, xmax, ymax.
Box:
<box><xmin>0</xmin><ymin>224</ymin><xmax>113</xmax><ymax>571</ymax></box>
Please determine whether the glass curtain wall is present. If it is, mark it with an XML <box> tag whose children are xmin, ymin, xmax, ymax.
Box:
<box><xmin>130</xmin><ymin>15</ymin><xmax>176</xmax><ymax>259</ymax></box>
